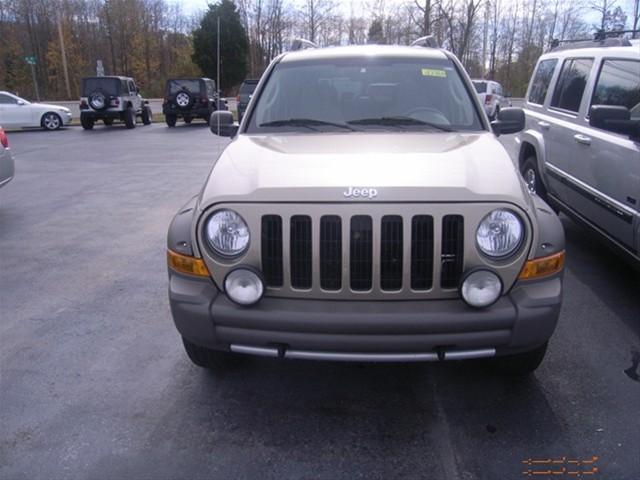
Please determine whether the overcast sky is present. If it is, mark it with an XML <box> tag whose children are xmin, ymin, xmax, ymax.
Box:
<box><xmin>173</xmin><ymin>0</ymin><xmax>637</xmax><ymax>30</ymax></box>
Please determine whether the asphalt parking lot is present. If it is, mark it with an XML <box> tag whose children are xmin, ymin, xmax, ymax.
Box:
<box><xmin>1</xmin><ymin>123</ymin><xmax>639</xmax><ymax>480</ymax></box>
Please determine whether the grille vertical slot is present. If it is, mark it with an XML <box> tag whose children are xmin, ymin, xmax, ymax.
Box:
<box><xmin>261</xmin><ymin>215</ymin><xmax>283</xmax><ymax>287</ymax></box>
<box><xmin>290</xmin><ymin>215</ymin><xmax>312</xmax><ymax>289</ymax></box>
<box><xmin>380</xmin><ymin>215</ymin><xmax>403</xmax><ymax>291</ymax></box>
<box><xmin>411</xmin><ymin>215</ymin><xmax>434</xmax><ymax>290</ymax></box>
<box><xmin>320</xmin><ymin>215</ymin><xmax>342</xmax><ymax>290</ymax></box>
<box><xmin>440</xmin><ymin>215</ymin><xmax>464</xmax><ymax>289</ymax></box>
<box><xmin>350</xmin><ymin>215</ymin><xmax>373</xmax><ymax>291</ymax></box>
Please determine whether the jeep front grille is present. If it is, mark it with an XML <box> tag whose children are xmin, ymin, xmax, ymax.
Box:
<box><xmin>198</xmin><ymin>203</ymin><xmax>531</xmax><ymax>301</ymax></box>
<box><xmin>261</xmin><ymin>213</ymin><xmax>464</xmax><ymax>295</ymax></box>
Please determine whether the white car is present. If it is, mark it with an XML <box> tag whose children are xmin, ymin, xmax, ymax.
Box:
<box><xmin>0</xmin><ymin>126</ymin><xmax>15</xmax><ymax>189</ymax></box>
<box><xmin>471</xmin><ymin>79</ymin><xmax>510</xmax><ymax>120</ymax></box>
<box><xmin>0</xmin><ymin>91</ymin><xmax>72</xmax><ymax>130</ymax></box>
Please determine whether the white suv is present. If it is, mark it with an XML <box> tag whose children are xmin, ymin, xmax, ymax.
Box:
<box><xmin>472</xmin><ymin>79</ymin><xmax>509</xmax><ymax>119</ymax></box>
<box><xmin>517</xmin><ymin>37</ymin><xmax>640</xmax><ymax>267</ymax></box>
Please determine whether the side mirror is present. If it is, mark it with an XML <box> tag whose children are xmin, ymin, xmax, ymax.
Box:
<box><xmin>491</xmin><ymin>107</ymin><xmax>525</xmax><ymax>135</ymax></box>
<box><xmin>17</xmin><ymin>100</ymin><xmax>25</xmax><ymax>106</ymax></box>
<box><xmin>210</xmin><ymin>111</ymin><xmax>238</xmax><ymax>137</ymax></box>
<box><xmin>590</xmin><ymin>105</ymin><xmax>640</xmax><ymax>139</ymax></box>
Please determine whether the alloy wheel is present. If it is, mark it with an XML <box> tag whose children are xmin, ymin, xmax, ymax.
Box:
<box><xmin>44</xmin><ymin>113</ymin><xmax>60</xmax><ymax>130</ymax></box>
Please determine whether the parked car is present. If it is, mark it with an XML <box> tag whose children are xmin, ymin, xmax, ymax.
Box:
<box><xmin>80</xmin><ymin>76</ymin><xmax>152</xmax><ymax>130</ymax></box>
<box><xmin>0</xmin><ymin>126</ymin><xmax>15</xmax><ymax>189</ymax></box>
<box><xmin>0</xmin><ymin>91</ymin><xmax>72</xmax><ymax>130</ymax></box>
<box><xmin>166</xmin><ymin>38</ymin><xmax>566</xmax><ymax>376</ymax></box>
<box><xmin>471</xmin><ymin>79</ymin><xmax>510</xmax><ymax>120</ymax></box>
<box><xmin>162</xmin><ymin>78</ymin><xmax>222</xmax><ymax>127</ymax></box>
<box><xmin>237</xmin><ymin>78</ymin><xmax>259</xmax><ymax>121</ymax></box>
<box><xmin>517</xmin><ymin>37</ymin><xmax>640</xmax><ymax>267</ymax></box>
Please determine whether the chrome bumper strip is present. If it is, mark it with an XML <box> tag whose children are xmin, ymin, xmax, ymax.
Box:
<box><xmin>230</xmin><ymin>345</ymin><xmax>496</xmax><ymax>362</ymax></box>
<box><xmin>230</xmin><ymin>345</ymin><xmax>279</xmax><ymax>357</ymax></box>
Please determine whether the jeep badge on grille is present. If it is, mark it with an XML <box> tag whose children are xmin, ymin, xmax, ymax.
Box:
<box><xmin>343</xmin><ymin>187</ymin><xmax>378</xmax><ymax>199</ymax></box>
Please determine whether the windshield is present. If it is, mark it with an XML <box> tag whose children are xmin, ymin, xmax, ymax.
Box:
<box><xmin>247</xmin><ymin>56</ymin><xmax>483</xmax><ymax>133</ymax></box>
<box><xmin>239</xmin><ymin>81</ymin><xmax>258</xmax><ymax>94</ymax></box>
<box><xmin>169</xmin><ymin>80</ymin><xmax>201</xmax><ymax>94</ymax></box>
<box><xmin>82</xmin><ymin>78</ymin><xmax>120</xmax><ymax>96</ymax></box>
<box><xmin>472</xmin><ymin>81</ymin><xmax>487</xmax><ymax>93</ymax></box>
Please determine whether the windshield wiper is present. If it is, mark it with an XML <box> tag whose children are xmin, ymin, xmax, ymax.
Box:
<box><xmin>347</xmin><ymin>116</ymin><xmax>453</xmax><ymax>132</ymax></box>
<box><xmin>259</xmin><ymin>118</ymin><xmax>356</xmax><ymax>131</ymax></box>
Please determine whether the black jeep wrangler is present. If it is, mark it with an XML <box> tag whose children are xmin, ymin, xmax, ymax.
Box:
<box><xmin>80</xmin><ymin>76</ymin><xmax>152</xmax><ymax>130</ymax></box>
<box><xmin>162</xmin><ymin>78</ymin><xmax>224</xmax><ymax>127</ymax></box>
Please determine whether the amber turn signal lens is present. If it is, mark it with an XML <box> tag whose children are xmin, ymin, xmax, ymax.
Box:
<box><xmin>518</xmin><ymin>251</ymin><xmax>565</xmax><ymax>280</ymax></box>
<box><xmin>167</xmin><ymin>250</ymin><xmax>210</xmax><ymax>277</ymax></box>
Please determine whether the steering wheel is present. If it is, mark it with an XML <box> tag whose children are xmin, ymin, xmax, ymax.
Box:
<box><xmin>403</xmin><ymin>107</ymin><xmax>449</xmax><ymax>125</ymax></box>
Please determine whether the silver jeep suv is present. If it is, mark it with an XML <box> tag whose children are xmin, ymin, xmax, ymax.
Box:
<box><xmin>517</xmin><ymin>36</ymin><xmax>640</xmax><ymax>267</ymax></box>
<box><xmin>167</xmin><ymin>40</ymin><xmax>566</xmax><ymax>375</ymax></box>
<box><xmin>80</xmin><ymin>76</ymin><xmax>152</xmax><ymax>129</ymax></box>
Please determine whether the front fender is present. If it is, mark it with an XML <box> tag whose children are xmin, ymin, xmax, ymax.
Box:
<box><xmin>529</xmin><ymin>194</ymin><xmax>565</xmax><ymax>259</ymax></box>
<box><xmin>518</xmin><ymin>129</ymin><xmax>550</xmax><ymax>190</ymax></box>
<box><xmin>167</xmin><ymin>195</ymin><xmax>199</xmax><ymax>257</ymax></box>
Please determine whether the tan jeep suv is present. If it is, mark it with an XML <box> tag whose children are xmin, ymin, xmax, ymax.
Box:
<box><xmin>167</xmin><ymin>39</ymin><xmax>566</xmax><ymax>375</ymax></box>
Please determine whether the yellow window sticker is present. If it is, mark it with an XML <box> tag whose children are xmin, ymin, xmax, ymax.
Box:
<box><xmin>421</xmin><ymin>68</ymin><xmax>447</xmax><ymax>78</ymax></box>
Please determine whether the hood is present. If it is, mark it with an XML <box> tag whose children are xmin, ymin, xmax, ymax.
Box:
<box><xmin>198</xmin><ymin>132</ymin><xmax>531</xmax><ymax>211</ymax></box>
<box><xmin>34</xmin><ymin>102</ymin><xmax>70</xmax><ymax>112</ymax></box>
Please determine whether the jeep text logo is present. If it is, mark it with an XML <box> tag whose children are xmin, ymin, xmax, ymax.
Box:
<box><xmin>343</xmin><ymin>187</ymin><xmax>378</xmax><ymax>199</ymax></box>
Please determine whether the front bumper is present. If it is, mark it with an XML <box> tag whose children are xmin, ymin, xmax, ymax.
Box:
<box><xmin>61</xmin><ymin>111</ymin><xmax>73</xmax><ymax>125</ymax></box>
<box><xmin>169</xmin><ymin>271</ymin><xmax>562</xmax><ymax>361</ymax></box>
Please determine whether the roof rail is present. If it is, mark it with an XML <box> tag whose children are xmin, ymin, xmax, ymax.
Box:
<box><xmin>550</xmin><ymin>29</ymin><xmax>638</xmax><ymax>51</ymax></box>
<box><xmin>290</xmin><ymin>38</ymin><xmax>318</xmax><ymax>51</ymax></box>
<box><xmin>410</xmin><ymin>36</ymin><xmax>439</xmax><ymax>48</ymax></box>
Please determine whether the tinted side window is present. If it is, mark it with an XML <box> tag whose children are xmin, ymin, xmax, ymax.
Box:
<box><xmin>528</xmin><ymin>59</ymin><xmax>558</xmax><ymax>105</ymax></box>
<box><xmin>550</xmin><ymin>58</ymin><xmax>594</xmax><ymax>112</ymax></box>
<box><xmin>206</xmin><ymin>81</ymin><xmax>215</xmax><ymax>97</ymax></box>
<box><xmin>127</xmin><ymin>81</ymin><xmax>136</xmax><ymax>93</ymax></box>
<box><xmin>592</xmin><ymin>59</ymin><xmax>640</xmax><ymax>120</ymax></box>
<box><xmin>0</xmin><ymin>94</ymin><xmax>17</xmax><ymax>104</ymax></box>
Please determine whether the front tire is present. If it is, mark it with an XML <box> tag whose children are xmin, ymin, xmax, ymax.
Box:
<box><xmin>124</xmin><ymin>107</ymin><xmax>136</xmax><ymax>129</ymax></box>
<box><xmin>494</xmin><ymin>343</ymin><xmax>548</xmax><ymax>376</ymax></box>
<box><xmin>142</xmin><ymin>106</ymin><xmax>152</xmax><ymax>125</ymax></box>
<box><xmin>182</xmin><ymin>338</ymin><xmax>241</xmax><ymax>371</ymax></box>
<box><xmin>165</xmin><ymin>114</ymin><xmax>177</xmax><ymax>127</ymax></box>
<box><xmin>80</xmin><ymin>115</ymin><xmax>94</xmax><ymax>130</ymax></box>
<box><xmin>521</xmin><ymin>156</ymin><xmax>548</xmax><ymax>199</ymax></box>
<box><xmin>41</xmin><ymin>112</ymin><xmax>62</xmax><ymax>131</ymax></box>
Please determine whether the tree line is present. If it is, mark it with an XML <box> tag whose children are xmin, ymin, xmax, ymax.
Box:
<box><xmin>1</xmin><ymin>0</ymin><xmax>638</xmax><ymax>100</ymax></box>
<box><xmin>0</xmin><ymin>0</ymin><xmax>200</xmax><ymax>100</ymax></box>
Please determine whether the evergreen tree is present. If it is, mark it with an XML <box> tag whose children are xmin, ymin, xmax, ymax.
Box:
<box><xmin>192</xmin><ymin>0</ymin><xmax>249</xmax><ymax>92</ymax></box>
<box><xmin>368</xmin><ymin>18</ymin><xmax>385</xmax><ymax>44</ymax></box>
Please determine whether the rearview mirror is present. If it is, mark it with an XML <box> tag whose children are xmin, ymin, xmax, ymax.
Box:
<box><xmin>491</xmin><ymin>107</ymin><xmax>525</xmax><ymax>135</ymax></box>
<box><xmin>590</xmin><ymin>105</ymin><xmax>640</xmax><ymax>140</ymax></box>
<box><xmin>210</xmin><ymin>111</ymin><xmax>238</xmax><ymax>137</ymax></box>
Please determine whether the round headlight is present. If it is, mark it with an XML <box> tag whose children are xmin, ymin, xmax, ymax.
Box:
<box><xmin>205</xmin><ymin>209</ymin><xmax>250</xmax><ymax>257</ymax></box>
<box><xmin>476</xmin><ymin>209</ymin><xmax>523</xmax><ymax>258</ymax></box>
<box><xmin>224</xmin><ymin>268</ymin><xmax>264</xmax><ymax>306</ymax></box>
<box><xmin>460</xmin><ymin>269</ymin><xmax>502</xmax><ymax>308</ymax></box>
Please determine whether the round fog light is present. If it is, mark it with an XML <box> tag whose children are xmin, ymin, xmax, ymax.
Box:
<box><xmin>460</xmin><ymin>270</ymin><xmax>502</xmax><ymax>308</ymax></box>
<box><xmin>224</xmin><ymin>268</ymin><xmax>264</xmax><ymax>306</ymax></box>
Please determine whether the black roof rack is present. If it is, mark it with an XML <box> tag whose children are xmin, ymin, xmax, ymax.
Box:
<box><xmin>290</xmin><ymin>38</ymin><xmax>317</xmax><ymax>51</ymax></box>
<box><xmin>410</xmin><ymin>35</ymin><xmax>439</xmax><ymax>48</ymax></box>
<box><xmin>550</xmin><ymin>29</ymin><xmax>638</xmax><ymax>51</ymax></box>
